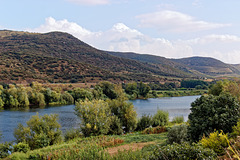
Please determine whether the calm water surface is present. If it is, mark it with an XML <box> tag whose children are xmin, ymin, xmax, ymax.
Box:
<box><xmin>0</xmin><ymin>95</ymin><xmax>200</xmax><ymax>142</ymax></box>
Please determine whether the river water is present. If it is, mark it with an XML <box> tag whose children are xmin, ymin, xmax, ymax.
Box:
<box><xmin>0</xmin><ymin>95</ymin><xmax>200</xmax><ymax>143</ymax></box>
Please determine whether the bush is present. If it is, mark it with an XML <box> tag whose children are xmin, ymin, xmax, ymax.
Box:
<box><xmin>64</xmin><ymin>128</ymin><xmax>83</xmax><ymax>141</ymax></box>
<box><xmin>232</xmin><ymin>119</ymin><xmax>240</xmax><ymax>137</ymax></box>
<box><xmin>0</xmin><ymin>142</ymin><xmax>12</xmax><ymax>158</ymax></box>
<box><xmin>142</xmin><ymin>126</ymin><xmax>166</xmax><ymax>134</ymax></box>
<box><xmin>149</xmin><ymin>142</ymin><xmax>217</xmax><ymax>160</ymax></box>
<box><xmin>200</xmin><ymin>130</ymin><xmax>228</xmax><ymax>155</ymax></box>
<box><xmin>188</xmin><ymin>93</ymin><xmax>240</xmax><ymax>141</ymax></box>
<box><xmin>14</xmin><ymin>113</ymin><xmax>62</xmax><ymax>150</ymax></box>
<box><xmin>152</xmin><ymin>110</ymin><xmax>169</xmax><ymax>127</ymax></box>
<box><xmin>136</xmin><ymin>114</ymin><xmax>153</xmax><ymax>131</ymax></box>
<box><xmin>13</xmin><ymin>142</ymin><xmax>30</xmax><ymax>153</ymax></box>
<box><xmin>171</xmin><ymin>116</ymin><xmax>184</xmax><ymax>124</ymax></box>
<box><xmin>167</xmin><ymin>124</ymin><xmax>188</xmax><ymax>144</ymax></box>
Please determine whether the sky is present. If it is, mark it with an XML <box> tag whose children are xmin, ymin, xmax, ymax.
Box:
<box><xmin>1</xmin><ymin>0</ymin><xmax>240</xmax><ymax>64</ymax></box>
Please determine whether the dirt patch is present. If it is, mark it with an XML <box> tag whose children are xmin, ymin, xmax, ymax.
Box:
<box><xmin>106</xmin><ymin>142</ymin><xmax>155</xmax><ymax>156</ymax></box>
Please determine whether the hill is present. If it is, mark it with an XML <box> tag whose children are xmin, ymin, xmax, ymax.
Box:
<box><xmin>172</xmin><ymin>57</ymin><xmax>240</xmax><ymax>76</ymax></box>
<box><xmin>0</xmin><ymin>30</ymin><xmax>196</xmax><ymax>83</ymax></box>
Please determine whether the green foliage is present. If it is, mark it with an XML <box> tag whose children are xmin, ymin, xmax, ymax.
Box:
<box><xmin>108</xmin><ymin>99</ymin><xmax>137</xmax><ymax>132</ymax></box>
<box><xmin>231</xmin><ymin>119</ymin><xmax>240</xmax><ymax>137</ymax></box>
<box><xmin>14</xmin><ymin>113</ymin><xmax>62</xmax><ymax>150</ymax></box>
<box><xmin>64</xmin><ymin>128</ymin><xmax>83</xmax><ymax>141</ymax></box>
<box><xmin>0</xmin><ymin>142</ymin><xmax>12</xmax><ymax>158</ymax></box>
<box><xmin>13</xmin><ymin>142</ymin><xmax>30</xmax><ymax>153</ymax></box>
<box><xmin>181</xmin><ymin>80</ymin><xmax>208</xmax><ymax>88</ymax></box>
<box><xmin>138</xmin><ymin>82</ymin><xmax>151</xmax><ymax>98</ymax></box>
<box><xmin>108</xmin><ymin>116</ymin><xmax>123</xmax><ymax>135</ymax></box>
<box><xmin>152</xmin><ymin>110</ymin><xmax>169</xmax><ymax>127</ymax></box>
<box><xmin>167</xmin><ymin>124</ymin><xmax>188</xmax><ymax>144</ymax></box>
<box><xmin>72</xmin><ymin>88</ymin><xmax>93</xmax><ymax>102</ymax></box>
<box><xmin>171</xmin><ymin>116</ymin><xmax>184</xmax><ymax>124</ymax></box>
<box><xmin>75</xmin><ymin>99</ymin><xmax>112</xmax><ymax>136</ymax></box>
<box><xmin>200</xmin><ymin>130</ymin><xmax>228</xmax><ymax>154</ymax></box>
<box><xmin>136</xmin><ymin>114</ymin><xmax>153</xmax><ymax>131</ymax></box>
<box><xmin>149</xmin><ymin>142</ymin><xmax>217</xmax><ymax>160</ymax></box>
<box><xmin>188</xmin><ymin>93</ymin><xmax>240</xmax><ymax>141</ymax></box>
<box><xmin>96</xmin><ymin>81</ymin><xmax>117</xmax><ymax>99</ymax></box>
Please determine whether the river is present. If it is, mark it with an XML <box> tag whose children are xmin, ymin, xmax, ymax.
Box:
<box><xmin>0</xmin><ymin>95</ymin><xmax>200</xmax><ymax>143</ymax></box>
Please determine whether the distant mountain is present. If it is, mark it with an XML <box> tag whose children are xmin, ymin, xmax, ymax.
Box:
<box><xmin>172</xmin><ymin>57</ymin><xmax>240</xmax><ymax>76</ymax></box>
<box><xmin>0</xmin><ymin>30</ymin><xmax>195</xmax><ymax>83</ymax></box>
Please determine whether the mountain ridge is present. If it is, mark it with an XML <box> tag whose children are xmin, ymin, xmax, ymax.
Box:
<box><xmin>0</xmin><ymin>30</ymin><xmax>239</xmax><ymax>83</ymax></box>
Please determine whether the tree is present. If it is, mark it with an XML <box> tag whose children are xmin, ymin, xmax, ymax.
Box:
<box><xmin>14</xmin><ymin>113</ymin><xmax>62</xmax><ymax>149</ymax></box>
<box><xmin>152</xmin><ymin>110</ymin><xmax>169</xmax><ymax>127</ymax></box>
<box><xmin>138</xmin><ymin>82</ymin><xmax>150</xmax><ymax>97</ymax></box>
<box><xmin>108</xmin><ymin>99</ymin><xmax>137</xmax><ymax>132</ymax></box>
<box><xmin>188</xmin><ymin>93</ymin><xmax>240</xmax><ymax>141</ymax></box>
<box><xmin>96</xmin><ymin>81</ymin><xmax>117</xmax><ymax>99</ymax></box>
<box><xmin>75</xmin><ymin>99</ymin><xmax>112</xmax><ymax>136</ymax></box>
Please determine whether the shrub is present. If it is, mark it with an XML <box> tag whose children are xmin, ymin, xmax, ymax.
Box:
<box><xmin>142</xmin><ymin>126</ymin><xmax>166</xmax><ymax>134</ymax></box>
<box><xmin>171</xmin><ymin>116</ymin><xmax>184</xmax><ymax>124</ymax></box>
<box><xmin>136</xmin><ymin>114</ymin><xmax>153</xmax><ymax>131</ymax></box>
<box><xmin>13</xmin><ymin>142</ymin><xmax>30</xmax><ymax>153</ymax></box>
<box><xmin>64</xmin><ymin>128</ymin><xmax>83</xmax><ymax>141</ymax></box>
<box><xmin>149</xmin><ymin>142</ymin><xmax>217</xmax><ymax>160</ymax></box>
<box><xmin>14</xmin><ymin>113</ymin><xmax>62</xmax><ymax>150</ymax></box>
<box><xmin>232</xmin><ymin>119</ymin><xmax>240</xmax><ymax>137</ymax></box>
<box><xmin>200</xmin><ymin>130</ymin><xmax>228</xmax><ymax>155</ymax></box>
<box><xmin>152</xmin><ymin>110</ymin><xmax>169</xmax><ymax>127</ymax></box>
<box><xmin>0</xmin><ymin>142</ymin><xmax>12</xmax><ymax>158</ymax></box>
<box><xmin>167</xmin><ymin>124</ymin><xmax>188</xmax><ymax>144</ymax></box>
<box><xmin>188</xmin><ymin>93</ymin><xmax>240</xmax><ymax>141</ymax></box>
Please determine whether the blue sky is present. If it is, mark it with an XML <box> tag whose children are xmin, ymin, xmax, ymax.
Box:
<box><xmin>1</xmin><ymin>0</ymin><xmax>240</xmax><ymax>64</ymax></box>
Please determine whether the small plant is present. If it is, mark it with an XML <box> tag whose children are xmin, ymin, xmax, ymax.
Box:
<box><xmin>200</xmin><ymin>130</ymin><xmax>228</xmax><ymax>155</ymax></box>
<box><xmin>152</xmin><ymin>110</ymin><xmax>169</xmax><ymax>127</ymax></box>
<box><xmin>171</xmin><ymin>116</ymin><xmax>184</xmax><ymax>124</ymax></box>
<box><xmin>232</xmin><ymin>119</ymin><xmax>240</xmax><ymax>137</ymax></box>
<box><xmin>167</xmin><ymin>124</ymin><xmax>188</xmax><ymax>144</ymax></box>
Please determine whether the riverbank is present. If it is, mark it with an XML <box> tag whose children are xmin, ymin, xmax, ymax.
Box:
<box><xmin>155</xmin><ymin>89</ymin><xmax>207</xmax><ymax>98</ymax></box>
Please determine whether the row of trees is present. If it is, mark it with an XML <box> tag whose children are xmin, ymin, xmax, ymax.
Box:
<box><xmin>0</xmin><ymin>81</ymin><xmax>128</xmax><ymax>109</ymax></box>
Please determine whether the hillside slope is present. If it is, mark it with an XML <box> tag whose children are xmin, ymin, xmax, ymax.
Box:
<box><xmin>0</xmin><ymin>30</ymin><xmax>195</xmax><ymax>83</ymax></box>
<box><xmin>172</xmin><ymin>57</ymin><xmax>240</xmax><ymax>76</ymax></box>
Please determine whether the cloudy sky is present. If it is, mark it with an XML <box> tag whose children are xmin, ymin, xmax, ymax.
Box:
<box><xmin>1</xmin><ymin>0</ymin><xmax>240</xmax><ymax>64</ymax></box>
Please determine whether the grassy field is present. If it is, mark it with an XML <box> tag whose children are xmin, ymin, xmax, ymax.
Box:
<box><xmin>7</xmin><ymin>132</ymin><xmax>167</xmax><ymax>160</ymax></box>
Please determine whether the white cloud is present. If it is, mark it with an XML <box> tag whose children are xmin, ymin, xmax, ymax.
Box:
<box><xmin>27</xmin><ymin>17</ymin><xmax>240</xmax><ymax>64</ymax></box>
<box><xmin>137</xmin><ymin>10</ymin><xmax>231</xmax><ymax>33</ymax></box>
<box><xmin>66</xmin><ymin>0</ymin><xmax>109</xmax><ymax>5</ymax></box>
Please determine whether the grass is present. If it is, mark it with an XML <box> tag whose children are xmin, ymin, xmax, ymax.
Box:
<box><xmin>8</xmin><ymin>132</ymin><xmax>167</xmax><ymax>160</ymax></box>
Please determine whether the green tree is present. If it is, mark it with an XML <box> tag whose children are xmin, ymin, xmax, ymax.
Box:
<box><xmin>108</xmin><ymin>99</ymin><xmax>137</xmax><ymax>132</ymax></box>
<box><xmin>72</xmin><ymin>88</ymin><xmax>93</xmax><ymax>102</ymax></box>
<box><xmin>75</xmin><ymin>99</ymin><xmax>112</xmax><ymax>136</ymax></box>
<box><xmin>188</xmin><ymin>93</ymin><xmax>240</xmax><ymax>141</ymax></box>
<box><xmin>96</xmin><ymin>81</ymin><xmax>117</xmax><ymax>99</ymax></box>
<box><xmin>138</xmin><ymin>82</ymin><xmax>150</xmax><ymax>97</ymax></box>
<box><xmin>14</xmin><ymin>113</ymin><xmax>62</xmax><ymax>149</ymax></box>
<box><xmin>152</xmin><ymin>110</ymin><xmax>169</xmax><ymax>127</ymax></box>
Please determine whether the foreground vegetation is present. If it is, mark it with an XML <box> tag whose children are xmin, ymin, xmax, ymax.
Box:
<box><xmin>2</xmin><ymin>79</ymin><xmax>240</xmax><ymax>159</ymax></box>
